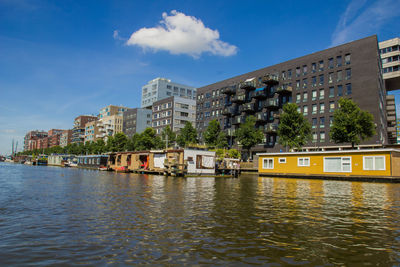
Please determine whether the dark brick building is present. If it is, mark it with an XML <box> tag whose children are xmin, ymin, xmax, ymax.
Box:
<box><xmin>196</xmin><ymin>36</ymin><xmax>387</xmax><ymax>157</ymax></box>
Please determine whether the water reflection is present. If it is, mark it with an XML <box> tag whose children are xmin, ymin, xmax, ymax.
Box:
<box><xmin>0</xmin><ymin>163</ymin><xmax>399</xmax><ymax>265</ymax></box>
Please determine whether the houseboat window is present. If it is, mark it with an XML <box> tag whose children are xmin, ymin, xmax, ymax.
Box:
<box><xmin>97</xmin><ymin>158</ymin><xmax>100</xmax><ymax>165</ymax></box>
<box><xmin>263</xmin><ymin>158</ymin><xmax>274</xmax><ymax>169</ymax></box>
<box><xmin>298</xmin><ymin>157</ymin><xmax>310</xmax><ymax>167</ymax></box>
<box><xmin>363</xmin><ymin>156</ymin><xmax>385</xmax><ymax>170</ymax></box>
<box><xmin>278</xmin><ymin>158</ymin><xmax>286</xmax><ymax>163</ymax></box>
<box><xmin>324</xmin><ymin>157</ymin><xmax>351</xmax><ymax>172</ymax></box>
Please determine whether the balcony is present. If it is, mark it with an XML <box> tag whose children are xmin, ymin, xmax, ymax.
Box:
<box><xmin>251</xmin><ymin>89</ymin><xmax>267</xmax><ymax>99</ymax></box>
<box><xmin>262</xmin><ymin>75</ymin><xmax>279</xmax><ymax>86</ymax></box>
<box><xmin>264</xmin><ymin>123</ymin><xmax>278</xmax><ymax>133</ymax></box>
<box><xmin>232</xmin><ymin>116</ymin><xmax>245</xmax><ymax>125</ymax></box>
<box><xmin>222</xmin><ymin>86</ymin><xmax>237</xmax><ymax>95</ymax></box>
<box><xmin>264</xmin><ymin>99</ymin><xmax>279</xmax><ymax>109</ymax></box>
<box><xmin>240</xmin><ymin>78</ymin><xmax>257</xmax><ymax>90</ymax></box>
<box><xmin>256</xmin><ymin>112</ymin><xmax>267</xmax><ymax>122</ymax></box>
<box><xmin>222</xmin><ymin>106</ymin><xmax>238</xmax><ymax>117</ymax></box>
<box><xmin>232</xmin><ymin>94</ymin><xmax>246</xmax><ymax>103</ymax></box>
<box><xmin>240</xmin><ymin>103</ymin><xmax>255</xmax><ymax>113</ymax></box>
<box><xmin>276</xmin><ymin>86</ymin><xmax>293</xmax><ymax>94</ymax></box>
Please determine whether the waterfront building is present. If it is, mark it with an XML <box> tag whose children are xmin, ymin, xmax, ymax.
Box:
<box><xmin>122</xmin><ymin>108</ymin><xmax>152</xmax><ymax>138</ymax></box>
<box><xmin>84</xmin><ymin>120</ymin><xmax>98</xmax><ymax>143</ymax></box>
<box><xmin>258</xmin><ymin>149</ymin><xmax>400</xmax><ymax>178</ymax></box>
<box><xmin>23</xmin><ymin>130</ymin><xmax>48</xmax><ymax>151</ymax></box>
<box><xmin>141</xmin><ymin>77</ymin><xmax>197</xmax><ymax>108</ymax></box>
<box><xmin>47</xmin><ymin>129</ymin><xmax>64</xmax><ymax>147</ymax></box>
<box><xmin>60</xmin><ymin>130</ymin><xmax>73</xmax><ymax>147</ymax></box>
<box><xmin>99</xmin><ymin>105</ymin><xmax>130</xmax><ymax>118</ymax></box>
<box><xmin>72</xmin><ymin>115</ymin><xmax>97</xmax><ymax>144</ymax></box>
<box><xmin>196</xmin><ymin>35</ymin><xmax>387</xmax><ymax>157</ymax></box>
<box><xmin>152</xmin><ymin>96</ymin><xmax>196</xmax><ymax>134</ymax></box>
<box><xmin>96</xmin><ymin>115</ymin><xmax>124</xmax><ymax>141</ymax></box>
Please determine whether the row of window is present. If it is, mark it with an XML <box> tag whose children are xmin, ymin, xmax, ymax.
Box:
<box><xmin>295</xmin><ymin>69</ymin><xmax>351</xmax><ymax>89</ymax></box>
<box><xmin>153</xmin><ymin>102</ymin><xmax>172</xmax><ymax>111</ymax></box>
<box><xmin>382</xmin><ymin>55</ymin><xmax>399</xmax><ymax>64</ymax></box>
<box><xmin>291</xmin><ymin>55</ymin><xmax>351</xmax><ymax>78</ymax></box>
<box><xmin>263</xmin><ymin>156</ymin><xmax>385</xmax><ymax>172</ymax></box>
<box><xmin>383</xmin><ymin>65</ymin><xmax>400</xmax><ymax>73</ymax></box>
<box><xmin>296</xmin><ymin>84</ymin><xmax>352</xmax><ymax>103</ymax></box>
<box><xmin>380</xmin><ymin>45</ymin><xmax>399</xmax><ymax>54</ymax></box>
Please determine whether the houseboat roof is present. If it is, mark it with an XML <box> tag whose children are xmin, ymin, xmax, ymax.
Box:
<box><xmin>257</xmin><ymin>148</ymin><xmax>400</xmax><ymax>156</ymax></box>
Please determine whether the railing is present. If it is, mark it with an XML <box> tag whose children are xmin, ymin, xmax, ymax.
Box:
<box><xmin>232</xmin><ymin>94</ymin><xmax>246</xmax><ymax>103</ymax></box>
<box><xmin>276</xmin><ymin>86</ymin><xmax>293</xmax><ymax>94</ymax></box>
<box><xmin>240</xmin><ymin>78</ymin><xmax>257</xmax><ymax>90</ymax></box>
<box><xmin>240</xmin><ymin>103</ymin><xmax>255</xmax><ymax>112</ymax></box>
<box><xmin>256</xmin><ymin>112</ymin><xmax>267</xmax><ymax>121</ymax></box>
<box><xmin>222</xmin><ymin>86</ymin><xmax>237</xmax><ymax>95</ymax></box>
<box><xmin>264</xmin><ymin>123</ymin><xmax>278</xmax><ymax>133</ymax></box>
<box><xmin>265</xmin><ymin>99</ymin><xmax>279</xmax><ymax>109</ymax></box>
<box><xmin>251</xmin><ymin>90</ymin><xmax>267</xmax><ymax>99</ymax></box>
<box><xmin>262</xmin><ymin>75</ymin><xmax>279</xmax><ymax>85</ymax></box>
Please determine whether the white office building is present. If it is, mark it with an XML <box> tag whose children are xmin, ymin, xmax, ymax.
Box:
<box><xmin>141</xmin><ymin>77</ymin><xmax>197</xmax><ymax>108</ymax></box>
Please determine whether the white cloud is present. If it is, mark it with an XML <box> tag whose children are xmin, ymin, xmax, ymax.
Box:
<box><xmin>126</xmin><ymin>10</ymin><xmax>238</xmax><ymax>58</ymax></box>
<box><xmin>331</xmin><ymin>0</ymin><xmax>400</xmax><ymax>46</ymax></box>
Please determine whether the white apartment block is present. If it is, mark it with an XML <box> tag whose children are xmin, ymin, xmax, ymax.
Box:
<box><xmin>379</xmin><ymin>37</ymin><xmax>400</xmax><ymax>90</ymax></box>
<box><xmin>141</xmin><ymin>77</ymin><xmax>197</xmax><ymax>108</ymax></box>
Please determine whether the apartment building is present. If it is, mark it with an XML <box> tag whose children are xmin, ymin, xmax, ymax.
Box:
<box><xmin>23</xmin><ymin>130</ymin><xmax>48</xmax><ymax>151</ymax></box>
<box><xmin>72</xmin><ymin>115</ymin><xmax>98</xmax><ymax>143</ymax></box>
<box><xmin>123</xmin><ymin>108</ymin><xmax>152</xmax><ymax>138</ymax></box>
<box><xmin>99</xmin><ymin>105</ymin><xmax>130</xmax><ymax>118</ymax></box>
<box><xmin>379</xmin><ymin>37</ymin><xmax>400</xmax><ymax>91</ymax></box>
<box><xmin>386</xmin><ymin>95</ymin><xmax>397</xmax><ymax>144</ymax></box>
<box><xmin>152</xmin><ymin>96</ymin><xmax>196</xmax><ymax>134</ymax></box>
<box><xmin>60</xmin><ymin>130</ymin><xmax>73</xmax><ymax>147</ymax></box>
<box><xmin>196</xmin><ymin>35</ymin><xmax>386</xmax><ymax>156</ymax></box>
<box><xmin>141</xmin><ymin>77</ymin><xmax>197</xmax><ymax>108</ymax></box>
<box><xmin>84</xmin><ymin>120</ymin><xmax>99</xmax><ymax>143</ymax></box>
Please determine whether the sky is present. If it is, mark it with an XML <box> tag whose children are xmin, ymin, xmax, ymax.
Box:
<box><xmin>0</xmin><ymin>0</ymin><xmax>399</xmax><ymax>155</ymax></box>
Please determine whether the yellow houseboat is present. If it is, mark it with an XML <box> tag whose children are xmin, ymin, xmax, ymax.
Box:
<box><xmin>258</xmin><ymin>149</ymin><xmax>400</xmax><ymax>182</ymax></box>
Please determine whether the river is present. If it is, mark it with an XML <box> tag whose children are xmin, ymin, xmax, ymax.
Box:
<box><xmin>0</xmin><ymin>162</ymin><xmax>399</xmax><ymax>265</ymax></box>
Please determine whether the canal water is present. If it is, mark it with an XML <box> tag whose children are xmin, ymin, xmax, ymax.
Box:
<box><xmin>0</xmin><ymin>163</ymin><xmax>399</xmax><ymax>266</ymax></box>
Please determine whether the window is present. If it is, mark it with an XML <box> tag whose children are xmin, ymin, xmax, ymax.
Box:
<box><xmin>337</xmin><ymin>56</ymin><xmax>342</xmax><ymax>67</ymax></box>
<box><xmin>319</xmin><ymin>60</ymin><xmax>324</xmax><ymax>71</ymax></box>
<box><xmin>319</xmin><ymin>89</ymin><xmax>325</xmax><ymax>99</ymax></box>
<box><xmin>320</xmin><ymin>117</ymin><xmax>325</xmax><ymax>128</ymax></box>
<box><xmin>363</xmin><ymin>156</ymin><xmax>385</xmax><ymax>170</ymax></box>
<box><xmin>312</xmin><ymin>90</ymin><xmax>317</xmax><ymax>100</ymax></box>
<box><xmin>263</xmin><ymin>158</ymin><xmax>274</xmax><ymax>169</ymax></box>
<box><xmin>311</xmin><ymin>63</ymin><xmax>317</xmax><ymax>73</ymax></box>
<box><xmin>345</xmin><ymin>68</ymin><xmax>351</xmax><ymax>80</ymax></box>
<box><xmin>296</xmin><ymin>67</ymin><xmax>301</xmax><ymax>77</ymax></box>
<box><xmin>320</xmin><ymin>103</ymin><xmax>325</xmax><ymax>113</ymax></box>
<box><xmin>312</xmin><ymin>132</ymin><xmax>317</xmax><ymax>142</ymax></box>
<box><xmin>296</xmin><ymin>80</ymin><xmax>300</xmax><ymax>88</ymax></box>
<box><xmin>279</xmin><ymin>158</ymin><xmax>286</xmax><ymax>163</ymax></box>
<box><xmin>303</xmin><ymin>105</ymin><xmax>308</xmax><ymax>115</ymax></box>
<box><xmin>296</xmin><ymin>93</ymin><xmax>301</xmax><ymax>103</ymax></box>
<box><xmin>282</xmin><ymin>71</ymin><xmax>286</xmax><ymax>80</ymax></box>
<box><xmin>303</xmin><ymin>92</ymin><xmax>308</xmax><ymax>102</ymax></box>
<box><xmin>337</xmin><ymin>85</ymin><xmax>343</xmax><ymax>96</ymax></box>
<box><xmin>303</xmin><ymin>78</ymin><xmax>308</xmax><ymax>88</ymax></box>
<box><xmin>312</xmin><ymin>76</ymin><xmax>317</xmax><ymax>87</ymax></box>
<box><xmin>329</xmin><ymin>87</ymin><xmax>334</xmax><ymax>98</ymax></box>
<box><xmin>329</xmin><ymin>116</ymin><xmax>333</xmax><ymax>126</ymax></box>
<box><xmin>345</xmin><ymin>54</ymin><xmax>351</xmax><ymax>65</ymax></box>
<box><xmin>337</xmin><ymin>70</ymin><xmax>342</xmax><ymax>82</ymax></box>
<box><xmin>288</xmin><ymin>69</ymin><xmax>292</xmax><ymax>79</ymax></box>
<box><xmin>328</xmin><ymin>72</ymin><xmax>333</xmax><ymax>83</ymax></box>
<box><xmin>319</xmin><ymin>74</ymin><xmax>324</xmax><ymax>85</ymax></box>
<box><xmin>312</xmin><ymin>118</ymin><xmax>317</xmax><ymax>128</ymax></box>
<box><xmin>346</xmin><ymin>83</ymin><xmax>352</xmax><ymax>95</ymax></box>
<box><xmin>297</xmin><ymin>107</ymin><xmax>301</xmax><ymax>113</ymax></box>
<box><xmin>324</xmin><ymin>157</ymin><xmax>351</xmax><ymax>172</ymax></box>
<box><xmin>329</xmin><ymin>101</ymin><xmax>335</xmax><ymax>112</ymax></box>
<box><xmin>320</xmin><ymin>131</ymin><xmax>325</xmax><ymax>142</ymax></box>
<box><xmin>312</xmin><ymin>104</ymin><xmax>317</xmax><ymax>114</ymax></box>
<box><xmin>328</xmin><ymin>58</ymin><xmax>334</xmax><ymax>69</ymax></box>
<box><xmin>303</xmin><ymin>65</ymin><xmax>308</xmax><ymax>75</ymax></box>
<box><xmin>298</xmin><ymin>157</ymin><xmax>310</xmax><ymax>167</ymax></box>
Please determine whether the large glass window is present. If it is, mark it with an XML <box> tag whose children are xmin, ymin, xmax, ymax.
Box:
<box><xmin>337</xmin><ymin>85</ymin><xmax>343</xmax><ymax>96</ymax></box>
<box><xmin>320</xmin><ymin>117</ymin><xmax>325</xmax><ymax>128</ymax></box>
<box><xmin>337</xmin><ymin>70</ymin><xmax>342</xmax><ymax>82</ymax></box>
<box><xmin>320</xmin><ymin>103</ymin><xmax>325</xmax><ymax>113</ymax></box>
<box><xmin>263</xmin><ymin>158</ymin><xmax>274</xmax><ymax>169</ymax></box>
<box><xmin>329</xmin><ymin>87</ymin><xmax>334</xmax><ymax>98</ymax></box>
<box><xmin>346</xmin><ymin>83</ymin><xmax>352</xmax><ymax>95</ymax></box>
<box><xmin>337</xmin><ymin>56</ymin><xmax>342</xmax><ymax>67</ymax></box>
<box><xmin>319</xmin><ymin>74</ymin><xmax>324</xmax><ymax>85</ymax></box>
<box><xmin>303</xmin><ymin>105</ymin><xmax>308</xmax><ymax>115</ymax></box>
<box><xmin>312</xmin><ymin>90</ymin><xmax>317</xmax><ymax>100</ymax></box>
<box><xmin>312</xmin><ymin>104</ymin><xmax>317</xmax><ymax>114</ymax></box>
<box><xmin>345</xmin><ymin>68</ymin><xmax>351</xmax><ymax>80</ymax></box>
<box><xmin>324</xmin><ymin>157</ymin><xmax>351</xmax><ymax>172</ymax></box>
<box><xmin>296</xmin><ymin>93</ymin><xmax>301</xmax><ymax>103</ymax></box>
<box><xmin>312</xmin><ymin>118</ymin><xmax>317</xmax><ymax>128</ymax></box>
<box><xmin>345</xmin><ymin>54</ymin><xmax>351</xmax><ymax>65</ymax></box>
<box><xmin>319</xmin><ymin>89</ymin><xmax>325</xmax><ymax>99</ymax></box>
<box><xmin>303</xmin><ymin>92</ymin><xmax>308</xmax><ymax>102</ymax></box>
<box><xmin>363</xmin><ymin>156</ymin><xmax>385</xmax><ymax>170</ymax></box>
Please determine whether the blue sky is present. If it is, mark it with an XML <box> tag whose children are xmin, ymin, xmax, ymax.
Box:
<box><xmin>0</xmin><ymin>0</ymin><xmax>399</xmax><ymax>155</ymax></box>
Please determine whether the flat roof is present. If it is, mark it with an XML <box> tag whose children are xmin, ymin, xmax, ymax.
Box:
<box><xmin>257</xmin><ymin>148</ymin><xmax>400</xmax><ymax>156</ymax></box>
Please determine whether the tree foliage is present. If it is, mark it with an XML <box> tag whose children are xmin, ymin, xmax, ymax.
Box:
<box><xmin>204</xmin><ymin>119</ymin><xmax>221</xmax><ymax>148</ymax></box>
<box><xmin>235</xmin><ymin>115</ymin><xmax>263</xmax><ymax>159</ymax></box>
<box><xmin>278</xmin><ymin>103</ymin><xmax>311</xmax><ymax>150</ymax></box>
<box><xmin>330</xmin><ymin>98</ymin><xmax>376</xmax><ymax>148</ymax></box>
<box><xmin>135</xmin><ymin>128</ymin><xmax>164</xmax><ymax>151</ymax></box>
<box><xmin>177</xmin><ymin>122</ymin><xmax>198</xmax><ymax>147</ymax></box>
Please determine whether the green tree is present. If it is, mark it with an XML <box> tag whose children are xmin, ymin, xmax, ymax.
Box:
<box><xmin>113</xmin><ymin>132</ymin><xmax>128</xmax><ymax>152</ymax></box>
<box><xmin>278</xmin><ymin>103</ymin><xmax>311</xmax><ymax>150</ymax></box>
<box><xmin>227</xmin><ymin>148</ymin><xmax>241</xmax><ymax>159</ymax></box>
<box><xmin>176</xmin><ymin>122</ymin><xmax>198</xmax><ymax>148</ymax></box>
<box><xmin>135</xmin><ymin>128</ymin><xmax>163</xmax><ymax>150</ymax></box>
<box><xmin>235</xmin><ymin>115</ymin><xmax>263</xmax><ymax>160</ymax></box>
<box><xmin>161</xmin><ymin>125</ymin><xmax>176</xmax><ymax>148</ymax></box>
<box><xmin>203</xmin><ymin>119</ymin><xmax>221</xmax><ymax>148</ymax></box>
<box><xmin>216</xmin><ymin>131</ymin><xmax>228</xmax><ymax>149</ymax></box>
<box><xmin>330</xmin><ymin>98</ymin><xmax>376</xmax><ymax>148</ymax></box>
